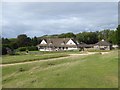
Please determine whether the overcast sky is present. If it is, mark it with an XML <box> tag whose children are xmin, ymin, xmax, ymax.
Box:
<box><xmin>2</xmin><ymin>2</ymin><xmax>118</xmax><ymax>38</ymax></box>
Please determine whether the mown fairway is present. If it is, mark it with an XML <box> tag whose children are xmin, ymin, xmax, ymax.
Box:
<box><xmin>1</xmin><ymin>50</ymin><xmax>83</xmax><ymax>64</ymax></box>
<box><xmin>2</xmin><ymin>50</ymin><xmax>118</xmax><ymax>88</ymax></box>
<box><xmin>2</xmin><ymin>53</ymin><xmax>69</xmax><ymax>64</ymax></box>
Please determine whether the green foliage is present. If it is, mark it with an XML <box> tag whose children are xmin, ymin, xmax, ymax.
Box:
<box><xmin>2</xmin><ymin>38</ymin><xmax>10</xmax><ymax>44</ymax></box>
<box><xmin>2</xmin><ymin>25</ymin><xmax>120</xmax><ymax>55</ymax></box>
<box><xmin>2</xmin><ymin>51</ymin><xmax>118</xmax><ymax>88</ymax></box>
<box><xmin>31</xmin><ymin>36</ymin><xmax>39</xmax><ymax>46</ymax></box>
<box><xmin>27</xmin><ymin>46</ymin><xmax>38</xmax><ymax>51</ymax></box>
<box><xmin>9</xmin><ymin>42</ymin><xmax>18</xmax><ymax>49</ymax></box>
<box><xmin>18</xmin><ymin>46</ymin><xmax>38</xmax><ymax>52</ymax></box>
<box><xmin>18</xmin><ymin>47</ymin><xmax>27</xmax><ymax>51</ymax></box>
<box><xmin>116</xmin><ymin>25</ymin><xmax>120</xmax><ymax>47</ymax></box>
<box><xmin>2</xmin><ymin>46</ymin><xmax>7</xmax><ymax>55</ymax></box>
<box><xmin>17</xmin><ymin>34</ymin><xmax>32</xmax><ymax>47</ymax></box>
<box><xmin>58</xmin><ymin>32</ymin><xmax>76</xmax><ymax>38</ymax></box>
<box><xmin>2</xmin><ymin>53</ymin><xmax>68</xmax><ymax>64</ymax></box>
<box><xmin>76</xmin><ymin>32</ymin><xmax>98</xmax><ymax>44</ymax></box>
<box><xmin>40</xmin><ymin>34</ymin><xmax>59</xmax><ymax>38</ymax></box>
<box><xmin>2</xmin><ymin>44</ymin><xmax>13</xmax><ymax>55</ymax></box>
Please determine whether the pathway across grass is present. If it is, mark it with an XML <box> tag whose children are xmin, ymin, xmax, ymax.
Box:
<box><xmin>1</xmin><ymin>52</ymin><xmax>98</xmax><ymax>67</ymax></box>
<box><xmin>1</xmin><ymin>53</ymin><xmax>69</xmax><ymax>64</ymax></box>
<box><xmin>2</xmin><ymin>51</ymin><xmax>118</xmax><ymax>88</ymax></box>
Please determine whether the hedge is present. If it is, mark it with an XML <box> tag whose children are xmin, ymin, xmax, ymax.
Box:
<box><xmin>18</xmin><ymin>46</ymin><xmax>38</xmax><ymax>51</ymax></box>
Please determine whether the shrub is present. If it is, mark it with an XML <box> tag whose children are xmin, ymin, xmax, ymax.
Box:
<box><xmin>18</xmin><ymin>47</ymin><xmax>27</xmax><ymax>51</ymax></box>
<box><xmin>18</xmin><ymin>46</ymin><xmax>38</xmax><ymax>51</ymax></box>
<box><xmin>2</xmin><ymin>46</ymin><xmax>7</xmax><ymax>55</ymax></box>
<box><xmin>27</xmin><ymin>46</ymin><xmax>38</xmax><ymax>51</ymax></box>
<box><xmin>2</xmin><ymin>45</ymin><xmax>11</xmax><ymax>55</ymax></box>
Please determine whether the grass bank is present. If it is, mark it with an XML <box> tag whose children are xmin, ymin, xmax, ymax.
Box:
<box><xmin>2</xmin><ymin>50</ymin><xmax>118</xmax><ymax>88</ymax></box>
<box><xmin>2</xmin><ymin>53</ymin><xmax>69</xmax><ymax>64</ymax></box>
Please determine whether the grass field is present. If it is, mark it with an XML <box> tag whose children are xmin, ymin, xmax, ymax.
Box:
<box><xmin>2</xmin><ymin>53</ymin><xmax>69</xmax><ymax>64</ymax></box>
<box><xmin>1</xmin><ymin>50</ymin><xmax>85</xmax><ymax>64</ymax></box>
<box><xmin>2</xmin><ymin>50</ymin><xmax>118</xmax><ymax>88</ymax></box>
<box><xmin>17</xmin><ymin>50</ymin><xmax>81</xmax><ymax>55</ymax></box>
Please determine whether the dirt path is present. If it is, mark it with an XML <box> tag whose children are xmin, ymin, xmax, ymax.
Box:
<box><xmin>0</xmin><ymin>52</ymin><xmax>108</xmax><ymax>67</ymax></box>
<box><xmin>0</xmin><ymin>56</ymin><xmax>69</xmax><ymax>67</ymax></box>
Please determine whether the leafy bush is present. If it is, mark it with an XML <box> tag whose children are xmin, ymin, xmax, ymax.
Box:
<box><xmin>18</xmin><ymin>47</ymin><xmax>27</xmax><ymax>51</ymax></box>
<box><xmin>2</xmin><ymin>46</ymin><xmax>7</xmax><ymax>55</ymax></box>
<box><xmin>2</xmin><ymin>44</ymin><xmax>12</xmax><ymax>55</ymax></box>
<box><xmin>27</xmin><ymin>46</ymin><xmax>38</xmax><ymax>51</ymax></box>
<box><xmin>18</xmin><ymin>46</ymin><xmax>38</xmax><ymax>51</ymax></box>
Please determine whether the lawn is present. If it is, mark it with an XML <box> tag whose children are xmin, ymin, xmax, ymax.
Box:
<box><xmin>18</xmin><ymin>50</ymin><xmax>81</xmax><ymax>55</ymax></box>
<box><xmin>2</xmin><ymin>50</ymin><xmax>118</xmax><ymax>88</ymax></box>
<box><xmin>2</xmin><ymin>53</ymin><xmax>69</xmax><ymax>64</ymax></box>
<box><xmin>1</xmin><ymin>50</ymin><xmax>83</xmax><ymax>64</ymax></box>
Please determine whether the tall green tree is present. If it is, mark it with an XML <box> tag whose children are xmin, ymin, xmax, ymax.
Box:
<box><xmin>58</xmin><ymin>32</ymin><xmax>76</xmax><ymax>38</ymax></box>
<box><xmin>76</xmin><ymin>32</ymin><xmax>98</xmax><ymax>44</ymax></box>
<box><xmin>116</xmin><ymin>25</ymin><xmax>120</xmax><ymax>47</ymax></box>
<box><xmin>2</xmin><ymin>38</ymin><xmax>10</xmax><ymax>44</ymax></box>
<box><xmin>17</xmin><ymin>34</ymin><xmax>31</xmax><ymax>47</ymax></box>
<box><xmin>31</xmin><ymin>36</ymin><xmax>38</xmax><ymax>46</ymax></box>
<box><xmin>107</xmin><ymin>30</ymin><xmax>117</xmax><ymax>44</ymax></box>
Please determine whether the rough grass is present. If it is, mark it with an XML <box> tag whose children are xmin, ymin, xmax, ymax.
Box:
<box><xmin>2</xmin><ymin>50</ymin><xmax>118</xmax><ymax>88</ymax></box>
<box><xmin>87</xmin><ymin>49</ymin><xmax>111</xmax><ymax>52</ymax></box>
<box><xmin>1</xmin><ymin>50</ymin><xmax>83</xmax><ymax>64</ymax></box>
<box><xmin>2</xmin><ymin>53</ymin><xmax>69</xmax><ymax>64</ymax></box>
<box><xmin>19</xmin><ymin>50</ymin><xmax>81</xmax><ymax>55</ymax></box>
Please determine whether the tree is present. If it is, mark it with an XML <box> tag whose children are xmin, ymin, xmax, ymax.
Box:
<box><xmin>2</xmin><ymin>44</ymin><xmax>12</xmax><ymax>55</ymax></box>
<box><xmin>9</xmin><ymin>42</ymin><xmax>18</xmax><ymax>49</ymax></box>
<box><xmin>58</xmin><ymin>32</ymin><xmax>76</xmax><ymax>38</ymax></box>
<box><xmin>2</xmin><ymin>38</ymin><xmax>10</xmax><ymax>44</ymax></box>
<box><xmin>65</xmin><ymin>33</ymin><xmax>76</xmax><ymax>38</ymax></box>
<box><xmin>107</xmin><ymin>30</ymin><xmax>117</xmax><ymax>44</ymax></box>
<box><xmin>2</xmin><ymin>46</ymin><xmax>7</xmax><ymax>55</ymax></box>
<box><xmin>116</xmin><ymin>25</ymin><xmax>120</xmax><ymax>48</ymax></box>
<box><xmin>76</xmin><ymin>32</ymin><xmax>98</xmax><ymax>44</ymax></box>
<box><xmin>76</xmin><ymin>32</ymin><xmax>84</xmax><ymax>43</ymax></box>
<box><xmin>31</xmin><ymin>36</ymin><xmax>38</xmax><ymax>46</ymax></box>
<box><xmin>17</xmin><ymin>34</ymin><xmax>31</xmax><ymax>47</ymax></box>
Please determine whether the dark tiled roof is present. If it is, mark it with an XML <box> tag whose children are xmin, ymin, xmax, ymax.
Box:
<box><xmin>78</xmin><ymin>42</ymin><xmax>87</xmax><ymax>47</ymax></box>
<box><xmin>78</xmin><ymin>42</ymin><xmax>94</xmax><ymax>47</ymax></box>
<box><xmin>95</xmin><ymin>40</ymin><xmax>111</xmax><ymax>46</ymax></box>
<box><xmin>38</xmin><ymin>38</ymin><xmax>77</xmax><ymax>47</ymax></box>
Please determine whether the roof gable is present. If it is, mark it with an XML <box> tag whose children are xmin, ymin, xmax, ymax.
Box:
<box><xmin>96</xmin><ymin>40</ymin><xmax>111</xmax><ymax>46</ymax></box>
<box><xmin>40</xmin><ymin>39</ymin><xmax>47</xmax><ymax>44</ymax></box>
<box><xmin>39</xmin><ymin>38</ymin><xmax>77</xmax><ymax>46</ymax></box>
<box><xmin>66</xmin><ymin>39</ymin><xmax>76</xmax><ymax>45</ymax></box>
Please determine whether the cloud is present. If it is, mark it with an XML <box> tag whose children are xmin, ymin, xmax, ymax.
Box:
<box><xmin>2</xmin><ymin>2</ymin><xmax>118</xmax><ymax>38</ymax></box>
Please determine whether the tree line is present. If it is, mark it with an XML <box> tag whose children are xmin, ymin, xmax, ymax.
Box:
<box><xmin>2</xmin><ymin>25</ymin><xmax>120</xmax><ymax>55</ymax></box>
<box><xmin>2</xmin><ymin>35</ymin><xmax>41</xmax><ymax>55</ymax></box>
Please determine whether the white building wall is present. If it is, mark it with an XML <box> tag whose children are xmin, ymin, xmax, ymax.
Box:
<box><xmin>67</xmin><ymin>47</ymin><xmax>78</xmax><ymax>50</ymax></box>
<box><xmin>94</xmin><ymin>45</ymin><xmax>99</xmax><ymax>50</ymax></box>
<box><xmin>66</xmin><ymin>39</ymin><xmax>76</xmax><ymax>45</ymax></box>
<box><xmin>39</xmin><ymin>48</ymin><xmax>52</xmax><ymax>51</ymax></box>
<box><xmin>40</xmin><ymin>40</ymin><xmax>47</xmax><ymax>44</ymax></box>
<box><xmin>94</xmin><ymin>45</ymin><xmax>110</xmax><ymax>50</ymax></box>
<box><xmin>112</xmin><ymin>45</ymin><xmax>118</xmax><ymax>49</ymax></box>
<box><xmin>38</xmin><ymin>39</ymin><xmax>78</xmax><ymax>51</ymax></box>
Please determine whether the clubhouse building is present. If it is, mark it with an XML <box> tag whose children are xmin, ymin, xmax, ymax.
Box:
<box><xmin>37</xmin><ymin>38</ymin><xmax>112</xmax><ymax>51</ymax></box>
<box><xmin>37</xmin><ymin>38</ymin><xmax>78</xmax><ymax>51</ymax></box>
